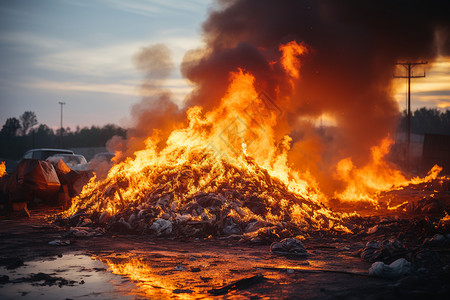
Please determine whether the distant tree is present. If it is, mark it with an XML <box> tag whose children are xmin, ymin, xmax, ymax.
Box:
<box><xmin>31</xmin><ymin>124</ymin><xmax>54</xmax><ymax>136</ymax></box>
<box><xmin>19</xmin><ymin>111</ymin><xmax>38</xmax><ymax>135</ymax></box>
<box><xmin>0</xmin><ymin>117</ymin><xmax>22</xmax><ymax>137</ymax></box>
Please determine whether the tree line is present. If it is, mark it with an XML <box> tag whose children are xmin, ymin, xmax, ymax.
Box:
<box><xmin>398</xmin><ymin>107</ymin><xmax>450</xmax><ymax>135</ymax></box>
<box><xmin>0</xmin><ymin>111</ymin><xmax>127</xmax><ymax>160</ymax></box>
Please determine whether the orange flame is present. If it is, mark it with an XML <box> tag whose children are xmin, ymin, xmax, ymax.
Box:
<box><xmin>334</xmin><ymin>137</ymin><xmax>442</xmax><ymax>205</ymax></box>
<box><xmin>0</xmin><ymin>162</ymin><xmax>6</xmax><ymax>178</ymax></box>
<box><xmin>279</xmin><ymin>41</ymin><xmax>308</xmax><ymax>79</ymax></box>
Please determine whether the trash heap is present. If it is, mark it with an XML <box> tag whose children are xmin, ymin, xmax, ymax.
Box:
<box><xmin>56</xmin><ymin>151</ymin><xmax>350</xmax><ymax>240</ymax></box>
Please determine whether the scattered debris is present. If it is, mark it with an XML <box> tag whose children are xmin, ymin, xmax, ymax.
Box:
<box><xmin>412</xmin><ymin>249</ymin><xmax>444</xmax><ymax>272</ymax></box>
<box><xmin>174</xmin><ymin>265</ymin><xmax>187</xmax><ymax>271</ymax></box>
<box><xmin>208</xmin><ymin>274</ymin><xmax>266</xmax><ymax>295</ymax></box>
<box><xmin>360</xmin><ymin>239</ymin><xmax>407</xmax><ymax>263</ymax></box>
<box><xmin>4</xmin><ymin>258</ymin><xmax>24</xmax><ymax>270</ymax></box>
<box><xmin>149</xmin><ymin>218</ymin><xmax>173</xmax><ymax>236</ymax></box>
<box><xmin>405</xmin><ymin>196</ymin><xmax>447</xmax><ymax>216</ymax></box>
<box><xmin>270</xmin><ymin>238</ymin><xmax>308</xmax><ymax>257</ymax></box>
<box><xmin>368</xmin><ymin>258</ymin><xmax>412</xmax><ymax>278</ymax></box>
<box><xmin>0</xmin><ymin>275</ymin><xmax>9</xmax><ymax>284</ymax></box>
<box><xmin>366</xmin><ymin>225</ymin><xmax>380</xmax><ymax>234</ymax></box>
<box><xmin>423</xmin><ymin>233</ymin><xmax>450</xmax><ymax>247</ymax></box>
<box><xmin>67</xmin><ymin>227</ymin><xmax>103</xmax><ymax>237</ymax></box>
<box><xmin>48</xmin><ymin>239</ymin><xmax>71</xmax><ymax>246</ymax></box>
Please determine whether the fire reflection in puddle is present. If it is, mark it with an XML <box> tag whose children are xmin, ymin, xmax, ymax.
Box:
<box><xmin>95</xmin><ymin>252</ymin><xmax>257</xmax><ymax>299</ymax></box>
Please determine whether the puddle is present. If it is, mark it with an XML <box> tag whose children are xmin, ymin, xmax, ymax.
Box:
<box><xmin>0</xmin><ymin>247</ymin><xmax>369</xmax><ymax>299</ymax></box>
<box><xmin>0</xmin><ymin>253</ymin><xmax>135</xmax><ymax>300</ymax></box>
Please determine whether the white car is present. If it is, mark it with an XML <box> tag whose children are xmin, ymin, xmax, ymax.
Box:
<box><xmin>22</xmin><ymin>148</ymin><xmax>74</xmax><ymax>160</ymax></box>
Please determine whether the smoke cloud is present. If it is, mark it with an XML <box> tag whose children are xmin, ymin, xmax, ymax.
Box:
<box><xmin>113</xmin><ymin>44</ymin><xmax>184</xmax><ymax>159</ymax></box>
<box><xmin>179</xmin><ymin>0</ymin><xmax>450</xmax><ymax>194</ymax></box>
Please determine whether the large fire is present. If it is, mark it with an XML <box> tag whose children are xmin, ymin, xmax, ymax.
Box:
<box><xmin>64</xmin><ymin>41</ymin><xmax>443</xmax><ymax>234</ymax></box>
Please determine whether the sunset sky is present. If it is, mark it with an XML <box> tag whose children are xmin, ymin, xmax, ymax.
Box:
<box><xmin>1</xmin><ymin>0</ymin><xmax>449</xmax><ymax>130</ymax></box>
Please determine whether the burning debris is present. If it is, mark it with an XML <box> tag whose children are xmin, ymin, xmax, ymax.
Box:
<box><xmin>54</xmin><ymin>36</ymin><xmax>449</xmax><ymax>240</ymax></box>
<box><xmin>55</xmin><ymin>54</ymin><xmax>355</xmax><ymax>238</ymax></box>
<box><xmin>58</xmin><ymin>152</ymin><xmax>349</xmax><ymax>239</ymax></box>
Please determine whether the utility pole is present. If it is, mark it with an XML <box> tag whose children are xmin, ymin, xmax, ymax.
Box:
<box><xmin>394</xmin><ymin>61</ymin><xmax>427</xmax><ymax>169</ymax></box>
<box><xmin>59</xmin><ymin>101</ymin><xmax>66</xmax><ymax>148</ymax></box>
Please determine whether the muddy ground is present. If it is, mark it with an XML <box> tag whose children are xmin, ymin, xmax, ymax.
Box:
<box><xmin>0</xmin><ymin>208</ymin><xmax>449</xmax><ymax>299</ymax></box>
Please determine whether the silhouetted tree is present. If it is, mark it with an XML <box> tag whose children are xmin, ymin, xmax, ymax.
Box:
<box><xmin>19</xmin><ymin>111</ymin><xmax>38</xmax><ymax>135</ymax></box>
<box><xmin>31</xmin><ymin>124</ymin><xmax>54</xmax><ymax>136</ymax></box>
<box><xmin>399</xmin><ymin>108</ymin><xmax>450</xmax><ymax>135</ymax></box>
<box><xmin>0</xmin><ymin>118</ymin><xmax>21</xmax><ymax>137</ymax></box>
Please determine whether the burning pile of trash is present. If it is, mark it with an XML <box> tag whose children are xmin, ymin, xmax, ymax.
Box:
<box><xmin>57</xmin><ymin>150</ymin><xmax>350</xmax><ymax>239</ymax></box>
<box><xmin>54</xmin><ymin>43</ymin><xmax>449</xmax><ymax>240</ymax></box>
<box><xmin>55</xmin><ymin>64</ymin><xmax>354</xmax><ymax>239</ymax></box>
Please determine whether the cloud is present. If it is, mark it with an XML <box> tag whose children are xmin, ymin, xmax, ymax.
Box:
<box><xmin>34</xmin><ymin>43</ymin><xmax>140</xmax><ymax>78</ymax></box>
<box><xmin>24</xmin><ymin>79</ymin><xmax>140</xmax><ymax>96</ymax></box>
<box><xmin>0</xmin><ymin>28</ymin><xmax>202</xmax><ymax>79</ymax></box>
<box><xmin>102</xmin><ymin>0</ymin><xmax>211</xmax><ymax>17</ymax></box>
<box><xmin>20</xmin><ymin>78</ymin><xmax>193</xmax><ymax>102</ymax></box>
<box><xmin>0</xmin><ymin>31</ymin><xmax>76</xmax><ymax>51</ymax></box>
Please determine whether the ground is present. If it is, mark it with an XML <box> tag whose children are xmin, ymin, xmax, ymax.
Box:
<box><xmin>0</xmin><ymin>208</ymin><xmax>449</xmax><ymax>299</ymax></box>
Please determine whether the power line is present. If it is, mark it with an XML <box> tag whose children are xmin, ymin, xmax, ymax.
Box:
<box><xmin>394</xmin><ymin>61</ymin><xmax>427</xmax><ymax>168</ymax></box>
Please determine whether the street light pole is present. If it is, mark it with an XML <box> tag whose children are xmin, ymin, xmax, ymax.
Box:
<box><xmin>59</xmin><ymin>101</ymin><xmax>66</xmax><ymax>147</ymax></box>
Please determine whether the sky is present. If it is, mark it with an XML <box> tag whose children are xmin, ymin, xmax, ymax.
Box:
<box><xmin>0</xmin><ymin>0</ymin><xmax>212</xmax><ymax>130</ymax></box>
<box><xmin>0</xmin><ymin>0</ymin><xmax>449</xmax><ymax>131</ymax></box>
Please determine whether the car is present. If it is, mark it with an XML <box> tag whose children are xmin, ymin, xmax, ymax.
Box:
<box><xmin>92</xmin><ymin>152</ymin><xmax>115</xmax><ymax>162</ymax></box>
<box><xmin>22</xmin><ymin>148</ymin><xmax>74</xmax><ymax>161</ymax></box>
<box><xmin>46</xmin><ymin>154</ymin><xmax>88</xmax><ymax>171</ymax></box>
